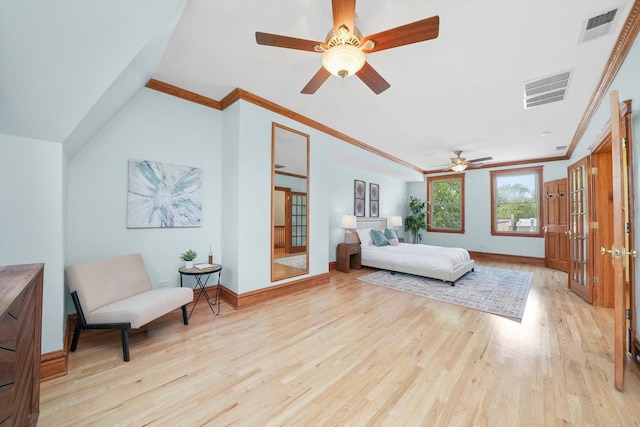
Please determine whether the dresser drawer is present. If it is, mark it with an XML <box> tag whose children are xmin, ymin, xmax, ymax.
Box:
<box><xmin>348</xmin><ymin>244</ymin><xmax>361</xmax><ymax>255</ymax></box>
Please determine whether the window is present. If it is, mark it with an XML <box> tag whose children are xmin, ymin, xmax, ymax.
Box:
<box><xmin>490</xmin><ymin>166</ymin><xmax>543</xmax><ymax>237</ymax></box>
<box><xmin>427</xmin><ymin>174</ymin><xmax>464</xmax><ymax>233</ymax></box>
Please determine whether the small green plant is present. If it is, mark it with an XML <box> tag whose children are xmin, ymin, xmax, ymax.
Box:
<box><xmin>180</xmin><ymin>249</ymin><xmax>197</xmax><ymax>261</ymax></box>
<box><xmin>405</xmin><ymin>196</ymin><xmax>427</xmax><ymax>243</ymax></box>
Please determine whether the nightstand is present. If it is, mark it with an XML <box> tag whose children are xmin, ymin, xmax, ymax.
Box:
<box><xmin>336</xmin><ymin>243</ymin><xmax>361</xmax><ymax>273</ymax></box>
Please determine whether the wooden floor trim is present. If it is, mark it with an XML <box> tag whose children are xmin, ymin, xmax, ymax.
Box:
<box><xmin>468</xmin><ymin>250</ymin><xmax>545</xmax><ymax>266</ymax></box>
<box><xmin>221</xmin><ymin>273</ymin><xmax>330</xmax><ymax>309</ymax></box>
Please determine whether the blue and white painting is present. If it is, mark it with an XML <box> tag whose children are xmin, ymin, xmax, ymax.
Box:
<box><xmin>127</xmin><ymin>159</ymin><xmax>202</xmax><ymax>228</ymax></box>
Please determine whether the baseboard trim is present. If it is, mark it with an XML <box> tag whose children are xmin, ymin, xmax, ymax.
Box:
<box><xmin>41</xmin><ymin>350</ymin><xmax>67</xmax><ymax>381</ymax></box>
<box><xmin>468</xmin><ymin>251</ymin><xmax>545</xmax><ymax>266</ymax></box>
<box><xmin>41</xmin><ymin>314</ymin><xmax>75</xmax><ymax>382</ymax></box>
<box><xmin>220</xmin><ymin>273</ymin><xmax>330</xmax><ymax>309</ymax></box>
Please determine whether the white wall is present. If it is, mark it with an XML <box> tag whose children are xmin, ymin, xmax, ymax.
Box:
<box><xmin>0</xmin><ymin>134</ymin><xmax>65</xmax><ymax>353</ymax></box>
<box><xmin>66</xmin><ymin>88</ymin><xmax>222</xmax><ymax>290</ymax></box>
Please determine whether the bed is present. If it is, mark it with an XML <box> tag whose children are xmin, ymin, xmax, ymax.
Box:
<box><xmin>355</xmin><ymin>218</ymin><xmax>475</xmax><ymax>284</ymax></box>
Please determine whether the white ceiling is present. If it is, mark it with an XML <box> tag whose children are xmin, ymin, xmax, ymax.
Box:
<box><xmin>1</xmin><ymin>1</ymin><xmax>633</xmax><ymax>174</ymax></box>
<box><xmin>153</xmin><ymin>0</ymin><xmax>632</xmax><ymax>172</ymax></box>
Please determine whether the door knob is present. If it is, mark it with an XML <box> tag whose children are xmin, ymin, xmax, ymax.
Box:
<box><xmin>601</xmin><ymin>245</ymin><xmax>619</xmax><ymax>266</ymax></box>
<box><xmin>601</xmin><ymin>246</ymin><xmax>637</xmax><ymax>268</ymax></box>
<box><xmin>543</xmin><ymin>226</ymin><xmax>548</xmax><ymax>234</ymax></box>
<box><xmin>565</xmin><ymin>230</ymin><xmax>573</xmax><ymax>239</ymax></box>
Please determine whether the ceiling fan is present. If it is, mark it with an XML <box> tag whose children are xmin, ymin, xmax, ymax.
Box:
<box><xmin>444</xmin><ymin>151</ymin><xmax>493</xmax><ymax>172</ymax></box>
<box><xmin>255</xmin><ymin>0</ymin><xmax>439</xmax><ymax>95</ymax></box>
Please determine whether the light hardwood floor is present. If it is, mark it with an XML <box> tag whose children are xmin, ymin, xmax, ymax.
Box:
<box><xmin>40</xmin><ymin>262</ymin><xmax>640</xmax><ymax>426</ymax></box>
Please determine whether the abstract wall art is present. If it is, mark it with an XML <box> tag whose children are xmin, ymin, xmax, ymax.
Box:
<box><xmin>370</xmin><ymin>183</ymin><xmax>379</xmax><ymax>217</ymax></box>
<box><xmin>354</xmin><ymin>179</ymin><xmax>366</xmax><ymax>217</ymax></box>
<box><xmin>127</xmin><ymin>159</ymin><xmax>203</xmax><ymax>228</ymax></box>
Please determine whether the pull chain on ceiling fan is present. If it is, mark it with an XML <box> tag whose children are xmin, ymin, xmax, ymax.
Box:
<box><xmin>255</xmin><ymin>0</ymin><xmax>440</xmax><ymax>94</ymax></box>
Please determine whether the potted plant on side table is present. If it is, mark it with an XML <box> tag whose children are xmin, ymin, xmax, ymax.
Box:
<box><xmin>180</xmin><ymin>249</ymin><xmax>197</xmax><ymax>269</ymax></box>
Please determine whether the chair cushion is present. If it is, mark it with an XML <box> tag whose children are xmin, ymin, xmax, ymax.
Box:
<box><xmin>65</xmin><ymin>254</ymin><xmax>153</xmax><ymax>314</ymax></box>
<box><xmin>86</xmin><ymin>287</ymin><xmax>193</xmax><ymax>329</ymax></box>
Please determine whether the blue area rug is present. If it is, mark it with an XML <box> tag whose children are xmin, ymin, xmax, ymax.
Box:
<box><xmin>357</xmin><ymin>266</ymin><xmax>532</xmax><ymax>321</ymax></box>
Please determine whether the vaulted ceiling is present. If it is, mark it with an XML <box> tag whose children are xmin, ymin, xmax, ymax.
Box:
<box><xmin>2</xmin><ymin>1</ymin><xmax>637</xmax><ymax>173</ymax></box>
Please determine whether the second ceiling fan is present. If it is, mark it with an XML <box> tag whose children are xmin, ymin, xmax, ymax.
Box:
<box><xmin>255</xmin><ymin>0</ymin><xmax>439</xmax><ymax>95</ymax></box>
<box><xmin>444</xmin><ymin>151</ymin><xmax>493</xmax><ymax>172</ymax></box>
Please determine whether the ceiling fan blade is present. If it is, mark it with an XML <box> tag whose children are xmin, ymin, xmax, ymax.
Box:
<box><xmin>356</xmin><ymin>62</ymin><xmax>390</xmax><ymax>94</ymax></box>
<box><xmin>466</xmin><ymin>163</ymin><xmax>484</xmax><ymax>169</ymax></box>
<box><xmin>467</xmin><ymin>156</ymin><xmax>493</xmax><ymax>163</ymax></box>
<box><xmin>332</xmin><ymin>0</ymin><xmax>356</xmax><ymax>37</ymax></box>
<box><xmin>361</xmin><ymin>16</ymin><xmax>439</xmax><ymax>53</ymax></box>
<box><xmin>301</xmin><ymin>67</ymin><xmax>332</xmax><ymax>94</ymax></box>
<box><xmin>256</xmin><ymin>32</ymin><xmax>324</xmax><ymax>52</ymax></box>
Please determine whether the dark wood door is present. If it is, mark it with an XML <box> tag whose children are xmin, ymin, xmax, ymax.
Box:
<box><xmin>567</xmin><ymin>157</ymin><xmax>592</xmax><ymax>303</ymax></box>
<box><xmin>543</xmin><ymin>178</ymin><xmax>569</xmax><ymax>272</ymax></box>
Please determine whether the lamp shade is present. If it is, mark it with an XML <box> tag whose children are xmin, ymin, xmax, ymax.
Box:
<box><xmin>390</xmin><ymin>216</ymin><xmax>403</xmax><ymax>227</ymax></box>
<box><xmin>451</xmin><ymin>163</ymin><xmax>467</xmax><ymax>172</ymax></box>
<box><xmin>340</xmin><ymin>214</ymin><xmax>357</xmax><ymax>229</ymax></box>
<box><xmin>322</xmin><ymin>44</ymin><xmax>365</xmax><ymax>78</ymax></box>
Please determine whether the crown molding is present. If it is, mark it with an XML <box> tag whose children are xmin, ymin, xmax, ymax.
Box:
<box><xmin>567</xmin><ymin>0</ymin><xmax>640</xmax><ymax>158</ymax></box>
<box><xmin>146</xmin><ymin>81</ymin><xmax>424</xmax><ymax>174</ymax></box>
<box><xmin>145</xmin><ymin>79</ymin><xmax>222</xmax><ymax>110</ymax></box>
<box><xmin>147</xmin><ymin>0</ymin><xmax>639</xmax><ymax>179</ymax></box>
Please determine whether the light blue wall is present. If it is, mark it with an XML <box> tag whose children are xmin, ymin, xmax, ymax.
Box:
<box><xmin>275</xmin><ymin>174</ymin><xmax>306</xmax><ymax>193</ymax></box>
<box><xmin>67</xmin><ymin>88</ymin><xmax>222</xmax><ymax>291</ymax></box>
<box><xmin>409</xmin><ymin>160</ymin><xmax>570</xmax><ymax>257</ymax></box>
<box><xmin>0</xmin><ymin>134</ymin><xmax>65</xmax><ymax>353</ymax></box>
<box><xmin>65</xmin><ymin>89</ymin><xmax>415</xmax><ymax>298</ymax></box>
<box><xmin>230</xmin><ymin>102</ymin><xmax>415</xmax><ymax>291</ymax></box>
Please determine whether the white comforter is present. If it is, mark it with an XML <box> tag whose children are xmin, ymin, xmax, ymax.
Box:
<box><xmin>361</xmin><ymin>243</ymin><xmax>472</xmax><ymax>278</ymax></box>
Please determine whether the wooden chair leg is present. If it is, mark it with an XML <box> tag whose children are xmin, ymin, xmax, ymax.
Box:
<box><xmin>120</xmin><ymin>328</ymin><xmax>130</xmax><ymax>362</ymax></box>
<box><xmin>182</xmin><ymin>305</ymin><xmax>189</xmax><ymax>325</ymax></box>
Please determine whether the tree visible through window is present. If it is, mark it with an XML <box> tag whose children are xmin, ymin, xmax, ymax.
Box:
<box><xmin>427</xmin><ymin>174</ymin><xmax>464</xmax><ymax>233</ymax></box>
<box><xmin>490</xmin><ymin>166</ymin><xmax>543</xmax><ymax>237</ymax></box>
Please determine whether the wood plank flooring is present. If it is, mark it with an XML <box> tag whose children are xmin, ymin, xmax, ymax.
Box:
<box><xmin>39</xmin><ymin>261</ymin><xmax>640</xmax><ymax>426</ymax></box>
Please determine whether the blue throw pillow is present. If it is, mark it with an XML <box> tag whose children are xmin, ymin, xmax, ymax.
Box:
<box><xmin>384</xmin><ymin>228</ymin><xmax>398</xmax><ymax>240</ymax></box>
<box><xmin>371</xmin><ymin>229</ymin><xmax>390</xmax><ymax>246</ymax></box>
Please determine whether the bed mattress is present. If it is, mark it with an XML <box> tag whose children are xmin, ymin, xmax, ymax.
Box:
<box><xmin>360</xmin><ymin>243</ymin><xmax>475</xmax><ymax>283</ymax></box>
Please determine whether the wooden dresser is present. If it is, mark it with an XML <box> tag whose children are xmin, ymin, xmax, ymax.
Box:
<box><xmin>0</xmin><ymin>263</ymin><xmax>44</xmax><ymax>426</ymax></box>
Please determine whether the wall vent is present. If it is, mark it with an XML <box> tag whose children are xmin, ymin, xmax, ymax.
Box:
<box><xmin>523</xmin><ymin>71</ymin><xmax>571</xmax><ymax>109</ymax></box>
<box><xmin>580</xmin><ymin>9</ymin><xmax>618</xmax><ymax>43</ymax></box>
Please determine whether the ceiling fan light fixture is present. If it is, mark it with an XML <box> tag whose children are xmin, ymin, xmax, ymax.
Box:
<box><xmin>321</xmin><ymin>44</ymin><xmax>365</xmax><ymax>78</ymax></box>
<box><xmin>450</xmin><ymin>163</ymin><xmax>467</xmax><ymax>172</ymax></box>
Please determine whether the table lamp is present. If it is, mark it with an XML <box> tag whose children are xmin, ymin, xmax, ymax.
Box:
<box><xmin>390</xmin><ymin>216</ymin><xmax>403</xmax><ymax>229</ymax></box>
<box><xmin>341</xmin><ymin>214</ymin><xmax>358</xmax><ymax>244</ymax></box>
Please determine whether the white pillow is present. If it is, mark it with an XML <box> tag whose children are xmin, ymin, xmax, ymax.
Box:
<box><xmin>388</xmin><ymin>238</ymin><xmax>399</xmax><ymax>246</ymax></box>
<box><xmin>356</xmin><ymin>228</ymin><xmax>373</xmax><ymax>246</ymax></box>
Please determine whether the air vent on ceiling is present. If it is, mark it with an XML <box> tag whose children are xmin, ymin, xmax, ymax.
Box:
<box><xmin>523</xmin><ymin>70</ymin><xmax>571</xmax><ymax>109</ymax></box>
<box><xmin>580</xmin><ymin>9</ymin><xmax>618</xmax><ymax>43</ymax></box>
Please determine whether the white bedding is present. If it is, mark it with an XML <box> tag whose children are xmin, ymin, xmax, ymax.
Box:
<box><xmin>355</xmin><ymin>219</ymin><xmax>475</xmax><ymax>283</ymax></box>
<box><xmin>360</xmin><ymin>243</ymin><xmax>474</xmax><ymax>282</ymax></box>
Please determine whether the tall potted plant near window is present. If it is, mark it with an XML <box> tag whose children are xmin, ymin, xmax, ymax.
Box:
<box><xmin>405</xmin><ymin>196</ymin><xmax>427</xmax><ymax>243</ymax></box>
